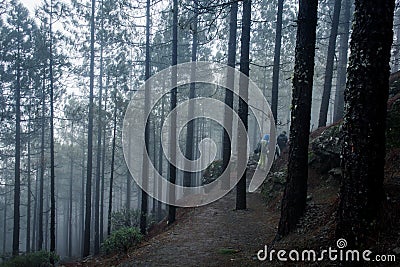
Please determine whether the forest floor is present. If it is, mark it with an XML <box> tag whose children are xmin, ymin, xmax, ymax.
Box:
<box><xmin>63</xmin><ymin>135</ymin><xmax>400</xmax><ymax>267</ymax></box>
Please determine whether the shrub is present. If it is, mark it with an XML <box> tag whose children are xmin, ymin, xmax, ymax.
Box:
<box><xmin>0</xmin><ymin>251</ymin><xmax>59</xmax><ymax>267</ymax></box>
<box><xmin>102</xmin><ymin>227</ymin><xmax>142</xmax><ymax>254</ymax></box>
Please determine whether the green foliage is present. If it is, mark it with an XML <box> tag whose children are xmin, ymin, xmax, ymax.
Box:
<box><xmin>202</xmin><ymin>160</ymin><xmax>223</xmax><ymax>185</ymax></box>
<box><xmin>0</xmin><ymin>251</ymin><xmax>59</xmax><ymax>267</ymax></box>
<box><xmin>111</xmin><ymin>209</ymin><xmax>141</xmax><ymax>231</ymax></box>
<box><xmin>102</xmin><ymin>227</ymin><xmax>142</xmax><ymax>254</ymax></box>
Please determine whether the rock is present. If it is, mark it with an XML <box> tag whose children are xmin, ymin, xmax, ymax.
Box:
<box><xmin>310</xmin><ymin>122</ymin><xmax>343</xmax><ymax>173</ymax></box>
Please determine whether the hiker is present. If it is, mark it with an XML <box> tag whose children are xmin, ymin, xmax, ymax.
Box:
<box><xmin>277</xmin><ymin>131</ymin><xmax>288</xmax><ymax>157</ymax></box>
<box><xmin>257</xmin><ymin>134</ymin><xmax>269</xmax><ymax>170</ymax></box>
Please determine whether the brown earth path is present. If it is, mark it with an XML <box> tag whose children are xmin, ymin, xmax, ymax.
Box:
<box><xmin>118</xmin><ymin>188</ymin><xmax>280</xmax><ymax>267</ymax></box>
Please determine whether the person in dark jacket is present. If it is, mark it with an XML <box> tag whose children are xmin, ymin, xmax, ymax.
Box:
<box><xmin>276</xmin><ymin>131</ymin><xmax>288</xmax><ymax>156</ymax></box>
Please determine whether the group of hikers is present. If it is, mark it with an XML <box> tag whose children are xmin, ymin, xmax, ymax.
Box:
<box><xmin>254</xmin><ymin>131</ymin><xmax>288</xmax><ymax>170</ymax></box>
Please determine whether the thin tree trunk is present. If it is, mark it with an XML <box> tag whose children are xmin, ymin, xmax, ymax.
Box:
<box><xmin>157</xmin><ymin>98</ymin><xmax>165</xmax><ymax>221</ymax></box>
<box><xmin>222</xmin><ymin>1</ymin><xmax>238</xmax><ymax>190</ymax></box>
<box><xmin>318</xmin><ymin>0</ymin><xmax>342</xmax><ymax>127</ymax></box>
<box><xmin>168</xmin><ymin>0</ymin><xmax>178</xmax><ymax>225</ymax></box>
<box><xmin>271</xmin><ymin>0</ymin><xmax>284</xmax><ymax>123</ymax></box>
<box><xmin>333</xmin><ymin>0</ymin><xmax>351</xmax><ymax>122</ymax></box>
<box><xmin>26</xmin><ymin>107</ymin><xmax>32</xmax><ymax>253</ymax></box>
<box><xmin>277</xmin><ymin>0</ymin><xmax>318</xmax><ymax>237</ymax></box>
<box><xmin>140</xmin><ymin>0</ymin><xmax>151</xmax><ymax>235</ymax></box>
<box><xmin>83</xmin><ymin>0</ymin><xmax>96</xmax><ymax>257</ymax></box>
<box><xmin>236</xmin><ymin>0</ymin><xmax>251</xmax><ymax>210</ymax></box>
<box><xmin>49</xmin><ymin>0</ymin><xmax>56</xmax><ymax>254</ymax></box>
<box><xmin>3</xmin><ymin>189</ymin><xmax>8</xmax><ymax>254</ymax></box>
<box><xmin>336</xmin><ymin>0</ymin><xmax>395</xmax><ymax>247</ymax></box>
<box><xmin>100</xmin><ymin>76</ymin><xmax>109</xmax><ymax>243</ymax></box>
<box><xmin>12</xmin><ymin>20</ymin><xmax>22</xmax><ymax>256</ymax></box>
<box><xmin>68</xmin><ymin>122</ymin><xmax>74</xmax><ymax>257</ymax></box>
<box><xmin>32</xmin><ymin>169</ymin><xmax>38</xmax><ymax>251</ymax></box>
<box><xmin>38</xmin><ymin>64</ymin><xmax>46</xmax><ymax>251</ymax></box>
<box><xmin>94</xmin><ymin>0</ymin><xmax>104</xmax><ymax>254</ymax></box>
<box><xmin>107</xmin><ymin>85</ymin><xmax>118</xmax><ymax>236</ymax></box>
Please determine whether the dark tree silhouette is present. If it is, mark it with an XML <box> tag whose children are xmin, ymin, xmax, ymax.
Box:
<box><xmin>236</xmin><ymin>0</ymin><xmax>251</xmax><ymax>210</ymax></box>
<box><xmin>140</xmin><ymin>0</ymin><xmax>151</xmax><ymax>235</ymax></box>
<box><xmin>222</xmin><ymin>0</ymin><xmax>238</xmax><ymax>190</ymax></box>
<box><xmin>277</xmin><ymin>0</ymin><xmax>318</xmax><ymax>237</ymax></box>
<box><xmin>336</xmin><ymin>0</ymin><xmax>395</xmax><ymax>247</ymax></box>
<box><xmin>333</xmin><ymin>0</ymin><xmax>351</xmax><ymax>122</ymax></box>
<box><xmin>168</xmin><ymin>0</ymin><xmax>178</xmax><ymax>225</ymax></box>
<box><xmin>83</xmin><ymin>0</ymin><xmax>96</xmax><ymax>257</ymax></box>
<box><xmin>271</xmin><ymin>0</ymin><xmax>284</xmax><ymax>123</ymax></box>
<box><xmin>318</xmin><ymin>0</ymin><xmax>342</xmax><ymax>127</ymax></box>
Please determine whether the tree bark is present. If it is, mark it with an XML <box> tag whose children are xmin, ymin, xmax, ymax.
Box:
<box><xmin>107</xmin><ymin>85</ymin><xmax>118</xmax><ymax>236</ymax></box>
<box><xmin>221</xmin><ymin>0</ymin><xmax>238</xmax><ymax>190</ymax></box>
<box><xmin>333</xmin><ymin>0</ymin><xmax>351</xmax><ymax>122</ymax></box>
<box><xmin>94</xmin><ymin>0</ymin><xmax>104</xmax><ymax>254</ymax></box>
<box><xmin>318</xmin><ymin>0</ymin><xmax>342</xmax><ymax>127</ymax></box>
<box><xmin>83</xmin><ymin>0</ymin><xmax>96</xmax><ymax>257</ymax></box>
<box><xmin>271</xmin><ymin>0</ymin><xmax>284</xmax><ymax>123</ymax></box>
<box><xmin>336</xmin><ymin>0</ymin><xmax>395</xmax><ymax>247</ymax></box>
<box><xmin>49</xmin><ymin>0</ymin><xmax>56</xmax><ymax>254</ymax></box>
<box><xmin>140</xmin><ymin>0</ymin><xmax>151</xmax><ymax>235</ymax></box>
<box><xmin>12</xmin><ymin>19</ymin><xmax>22</xmax><ymax>256</ymax></box>
<box><xmin>277</xmin><ymin>0</ymin><xmax>318</xmax><ymax>237</ymax></box>
<box><xmin>183</xmin><ymin>0</ymin><xmax>198</xmax><ymax>189</ymax></box>
<box><xmin>236</xmin><ymin>0</ymin><xmax>251</xmax><ymax>210</ymax></box>
<box><xmin>168</xmin><ymin>0</ymin><xmax>178</xmax><ymax>225</ymax></box>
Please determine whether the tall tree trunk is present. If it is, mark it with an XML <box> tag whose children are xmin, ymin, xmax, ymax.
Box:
<box><xmin>3</xmin><ymin>191</ymin><xmax>7</xmax><ymax>255</ymax></box>
<box><xmin>236</xmin><ymin>0</ymin><xmax>251</xmax><ymax>210</ymax></box>
<box><xmin>168</xmin><ymin>0</ymin><xmax>178</xmax><ymax>225</ymax></box>
<box><xmin>12</xmin><ymin>21</ymin><xmax>22</xmax><ymax>256</ymax></box>
<box><xmin>277</xmin><ymin>0</ymin><xmax>318</xmax><ymax>237</ymax></box>
<box><xmin>107</xmin><ymin>86</ymin><xmax>118</xmax><ymax>236</ymax></box>
<box><xmin>318</xmin><ymin>0</ymin><xmax>342</xmax><ymax>127</ymax></box>
<box><xmin>140</xmin><ymin>0</ymin><xmax>151</xmax><ymax>235</ymax></box>
<box><xmin>80</xmin><ymin>144</ymin><xmax>85</xmax><ymax>253</ymax></box>
<box><xmin>26</xmin><ymin>108</ymin><xmax>32</xmax><ymax>253</ymax></box>
<box><xmin>333</xmin><ymin>0</ymin><xmax>351</xmax><ymax>122</ymax></box>
<box><xmin>68</xmin><ymin>123</ymin><xmax>74</xmax><ymax>257</ymax></box>
<box><xmin>157</xmin><ymin>98</ymin><xmax>165</xmax><ymax>221</ymax></box>
<box><xmin>32</xmin><ymin>168</ymin><xmax>38</xmax><ymax>251</ymax></box>
<box><xmin>100</xmin><ymin>76</ymin><xmax>109</xmax><ymax>243</ymax></box>
<box><xmin>336</xmin><ymin>0</ymin><xmax>395</xmax><ymax>247</ymax></box>
<box><xmin>94</xmin><ymin>0</ymin><xmax>104</xmax><ymax>254</ymax></box>
<box><xmin>38</xmin><ymin>65</ymin><xmax>46</xmax><ymax>251</ymax></box>
<box><xmin>183</xmin><ymin>0</ymin><xmax>198</xmax><ymax>189</ymax></box>
<box><xmin>271</xmin><ymin>0</ymin><xmax>284</xmax><ymax>123</ymax></box>
<box><xmin>49</xmin><ymin>0</ymin><xmax>56</xmax><ymax>254</ymax></box>
<box><xmin>222</xmin><ymin>1</ymin><xmax>238</xmax><ymax>190</ymax></box>
<box><xmin>83</xmin><ymin>0</ymin><xmax>96</xmax><ymax>257</ymax></box>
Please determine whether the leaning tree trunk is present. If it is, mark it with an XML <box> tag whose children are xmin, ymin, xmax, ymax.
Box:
<box><xmin>277</xmin><ymin>0</ymin><xmax>318</xmax><ymax>237</ymax></box>
<box><xmin>236</xmin><ymin>0</ymin><xmax>251</xmax><ymax>210</ymax></box>
<box><xmin>336</xmin><ymin>0</ymin><xmax>395</xmax><ymax>248</ymax></box>
<box><xmin>318</xmin><ymin>0</ymin><xmax>341</xmax><ymax>127</ymax></box>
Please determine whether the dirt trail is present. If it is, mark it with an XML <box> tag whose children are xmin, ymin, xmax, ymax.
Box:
<box><xmin>119</xmin><ymin>188</ymin><xmax>279</xmax><ymax>266</ymax></box>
